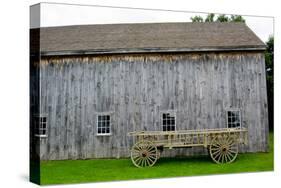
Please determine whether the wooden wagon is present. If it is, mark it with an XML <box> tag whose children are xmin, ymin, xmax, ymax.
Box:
<box><xmin>128</xmin><ymin>128</ymin><xmax>248</xmax><ymax>167</ymax></box>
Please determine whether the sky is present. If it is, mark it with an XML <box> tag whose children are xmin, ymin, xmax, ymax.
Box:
<box><xmin>31</xmin><ymin>2</ymin><xmax>274</xmax><ymax>42</ymax></box>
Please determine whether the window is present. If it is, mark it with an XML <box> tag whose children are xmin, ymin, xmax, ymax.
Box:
<box><xmin>227</xmin><ymin>110</ymin><xmax>241</xmax><ymax>128</ymax></box>
<box><xmin>34</xmin><ymin>116</ymin><xmax>47</xmax><ymax>137</ymax></box>
<box><xmin>97</xmin><ymin>115</ymin><xmax>111</xmax><ymax>135</ymax></box>
<box><xmin>162</xmin><ymin>112</ymin><xmax>176</xmax><ymax>131</ymax></box>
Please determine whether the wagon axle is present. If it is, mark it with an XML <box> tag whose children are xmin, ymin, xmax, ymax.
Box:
<box><xmin>141</xmin><ymin>151</ymin><xmax>148</xmax><ymax>157</ymax></box>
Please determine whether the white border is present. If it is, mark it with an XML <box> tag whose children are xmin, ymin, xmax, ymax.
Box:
<box><xmin>0</xmin><ymin>1</ymin><xmax>278</xmax><ymax>188</ymax></box>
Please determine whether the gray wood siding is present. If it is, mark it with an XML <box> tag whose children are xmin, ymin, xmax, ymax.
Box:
<box><xmin>38</xmin><ymin>52</ymin><xmax>268</xmax><ymax>160</ymax></box>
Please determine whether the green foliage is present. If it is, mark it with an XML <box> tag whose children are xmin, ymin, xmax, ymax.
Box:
<box><xmin>41</xmin><ymin>133</ymin><xmax>273</xmax><ymax>185</ymax></box>
<box><xmin>216</xmin><ymin>14</ymin><xmax>229</xmax><ymax>22</ymax></box>
<box><xmin>205</xmin><ymin>13</ymin><xmax>215</xmax><ymax>22</ymax></box>
<box><xmin>230</xmin><ymin>15</ymin><xmax>246</xmax><ymax>23</ymax></box>
<box><xmin>190</xmin><ymin>15</ymin><xmax>204</xmax><ymax>22</ymax></box>
<box><xmin>191</xmin><ymin>13</ymin><xmax>246</xmax><ymax>23</ymax></box>
<box><xmin>265</xmin><ymin>36</ymin><xmax>274</xmax><ymax>76</ymax></box>
<box><xmin>265</xmin><ymin>36</ymin><xmax>274</xmax><ymax>130</ymax></box>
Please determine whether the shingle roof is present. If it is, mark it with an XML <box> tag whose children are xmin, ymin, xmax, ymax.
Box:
<box><xmin>30</xmin><ymin>22</ymin><xmax>266</xmax><ymax>56</ymax></box>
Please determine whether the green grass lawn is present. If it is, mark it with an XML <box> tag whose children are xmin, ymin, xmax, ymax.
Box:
<box><xmin>40</xmin><ymin>132</ymin><xmax>274</xmax><ymax>185</ymax></box>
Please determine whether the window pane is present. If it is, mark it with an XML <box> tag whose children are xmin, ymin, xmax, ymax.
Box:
<box><xmin>97</xmin><ymin>121</ymin><xmax>102</xmax><ymax>128</ymax></box>
<box><xmin>171</xmin><ymin>119</ymin><xmax>175</xmax><ymax>125</ymax></box>
<box><xmin>98</xmin><ymin>116</ymin><xmax>102</xmax><ymax>121</ymax></box>
<box><xmin>163</xmin><ymin>113</ymin><xmax>167</xmax><ymax>119</ymax></box>
<box><xmin>106</xmin><ymin>121</ymin><xmax>110</xmax><ymax>128</ymax></box>
<box><xmin>167</xmin><ymin>126</ymin><xmax>171</xmax><ymax>131</ymax></box>
<box><xmin>171</xmin><ymin>126</ymin><xmax>175</xmax><ymax>131</ymax></box>
<box><xmin>106</xmin><ymin>115</ymin><xmax>110</xmax><ymax>121</ymax></box>
<box><xmin>167</xmin><ymin>119</ymin><xmax>171</xmax><ymax>126</ymax></box>
<box><xmin>163</xmin><ymin>126</ymin><xmax>167</xmax><ymax>131</ymax></box>
<box><xmin>98</xmin><ymin>127</ymin><xmax>101</xmax><ymax>133</ymax></box>
<box><xmin>228</xmin><ymin>111</ymin><xmax>231</xmax><ymax>117</ymax></box>
<box><xmin>106</xmin><ymin>128</ymin><xmax>110</xmax><ymax>133</ymax></box>
<box><xmin>41</xmin><ymin>117</ymin><xmax>46</xmax><ymax>123</ymax></box>
<box><xmin>236</xmin><ymin>115</ymin><xmax>240</xmax><ymax>122</ymax></box>
<box><xmin>167</xmin><ymin>114</ymin><xmax>171</xmax><ymax>119</ymax></box>
<box><xmin>40</xmin><ymin>123</ymin><xmax>46</xmax><ymax>129</ymax></box>
<box><xmin>228</xmin><ymin>117</ymin><xmax>232</xmax><ymax>122</ymax></box>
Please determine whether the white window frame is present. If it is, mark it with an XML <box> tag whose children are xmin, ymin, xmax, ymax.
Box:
<box><xmin>226</xmin><ymin>109</ymin><xmax>241</xmax><ymax>129</ymax></box>
<box><xmin>96</xmin><ymin>113</ymin><xmax>112</xmax><ymax>136</ymax></box>
<box><xmin>34</xmin><ymin>114</ymin><xmax>48</xmax><ymax>137</ymax></box>
<box><xmin>161</xmin><ymin>110</ymin><xmax>176</xmax><ymax>131</ymax></box>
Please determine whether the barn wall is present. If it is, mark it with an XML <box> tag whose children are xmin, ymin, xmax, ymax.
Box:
<box><xmin>38</xmin><ymin>52</ymin><xmax>268</xmax><ymax>160</ymax></box>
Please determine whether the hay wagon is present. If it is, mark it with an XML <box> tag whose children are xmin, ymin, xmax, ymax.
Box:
<box><xmin>128</xmin><ymin>128</ymin><xmax>248</xmax><ymax>167</ymax></box>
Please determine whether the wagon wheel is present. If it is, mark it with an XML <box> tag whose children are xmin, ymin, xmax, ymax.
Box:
<box><xmin>131</xmin><ymin>141</ymin><xmax>158</xmax><ymax>168</ymax></box>
<box><xmin>209</xmin><ymin>135</ymin><xmax>238</xmax><ymax>164</ymax></box>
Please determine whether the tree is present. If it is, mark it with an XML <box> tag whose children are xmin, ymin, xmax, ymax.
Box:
<box><xmin>265</xmin><ymin>36</ymin><xmax>274</xmax><ymax>130</ymax></box>
<box><xmin>230</xmin><ymin>15</ymin><xmax>245</xmax><ymax>23</ymax></box>
<box><xmin>190</xmin><ymin>13</ymin><xmax>246</xmax><ymax>23</ymax></box>
<box><xmin>205</xmin><ymin>13</ymin><xmax>215</xmax><ymax>22</ymax></box>
<box><xmin>216</xmin><ymin>14</ymin><xmax>229</xmax><ymax>22</ymax></box>
<box><xmin>190</xmin><ymin>16</ymin><xmax>204</xmax><ymax>22</ymax></box>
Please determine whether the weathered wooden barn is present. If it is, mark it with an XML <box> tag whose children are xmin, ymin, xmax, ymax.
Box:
<box><xmin>30</xmin><ymin>22</ymin><xmax>269</xmax><ymax>160</ymax></box>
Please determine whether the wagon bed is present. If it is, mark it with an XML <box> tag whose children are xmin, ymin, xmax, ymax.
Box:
<box><xmin>128</xmin><ymin>127</ymin><xmax>248</xmax><ymax>167</ymax></box>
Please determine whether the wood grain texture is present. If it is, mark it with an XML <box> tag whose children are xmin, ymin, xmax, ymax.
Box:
<box><xmin>37</xmin><ymin>52</ymin><xmax>268</xmax><ymax>160</ymax></box>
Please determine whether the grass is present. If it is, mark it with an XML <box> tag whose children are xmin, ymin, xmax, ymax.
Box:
<box><xmin>40</xmin><ymin>132</ymin><xmax>273</xmax><ymax>185</ymax></box>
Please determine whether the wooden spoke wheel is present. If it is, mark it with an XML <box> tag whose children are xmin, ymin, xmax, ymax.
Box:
<box><xmin>131</xmin><ymin>141</ymin><xmax>158</xmax><ymax>168</ymax></box>
<box><xmin>209</xmin><ymin>135</ymin><xmax>238</xmax><ymax>164</ymax></box>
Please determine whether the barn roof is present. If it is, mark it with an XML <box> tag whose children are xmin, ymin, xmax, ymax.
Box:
<box><xmin>31</xmin><ymin>22</ymin><xmax>266</xmax><ymax>56</ymax></box>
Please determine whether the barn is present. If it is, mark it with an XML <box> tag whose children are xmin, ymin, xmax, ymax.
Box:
<box><xmin>30</xmin><ymin>22</ymin><xmax>269</xmax><ymax>160</ymax></box>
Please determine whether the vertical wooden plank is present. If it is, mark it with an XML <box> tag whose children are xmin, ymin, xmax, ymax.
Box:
<box><xmin>39</xmin><ymin>52</ymin><xmax>268</xmax><ymax>160</ymax></box>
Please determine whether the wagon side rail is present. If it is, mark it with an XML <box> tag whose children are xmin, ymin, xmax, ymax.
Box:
<box><xmin>128</xmin><ymin>127</ymin><xmax>248</xmax><ymax>136</ymax></box>
<box><xmin>128</xmin><ymin>127</ymin><xmax>248</xmax><ymax>148</ymax></box>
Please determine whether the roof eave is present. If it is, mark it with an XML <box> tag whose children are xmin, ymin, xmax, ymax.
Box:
<box><xmin>39</xmin><ymin>46</ymin><xmax>267</xmax><ymax>56</ymax></box>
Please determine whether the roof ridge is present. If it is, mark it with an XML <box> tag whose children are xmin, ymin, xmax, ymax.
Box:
<box><xmin>36</xmin><ymin>21</ymin><xmax>246</xmax><ymax>29</ymax></box>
